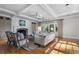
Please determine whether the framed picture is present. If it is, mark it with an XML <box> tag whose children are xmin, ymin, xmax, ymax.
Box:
<box><xmin>19</xmin><ymin>20</ymin><xmax>26</xmax><ymax>26</ymax></box>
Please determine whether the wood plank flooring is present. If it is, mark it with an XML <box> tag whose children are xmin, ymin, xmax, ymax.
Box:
<box><xmin>48</xmin><ymin>38</ymin><xmax>79</xmax><ymax>54</ymax></box>
<box><xmin>0</xmin><ymin>38</ymin><xmax>79</xmax><ymax>54</ymax></box>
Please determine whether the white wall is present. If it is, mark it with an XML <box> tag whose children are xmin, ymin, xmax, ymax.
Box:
<box><xmin>63</xmin><ymin>16</ymin><xmax>79</xmax><ymax>39</ymax></box>
<box><xmin>57</xmin><ymin>20</ymin><xmax>63</xmax><ymax>38</ymax></box>
<box><xmin>0</xmin><ymin>19</ymin><xmax>11</xmax><ymax>39</ymax></box>
<box><xmin>11</xmin><ymin>16</ymin><xmax>33</xmax><ymax>35</ymax></box>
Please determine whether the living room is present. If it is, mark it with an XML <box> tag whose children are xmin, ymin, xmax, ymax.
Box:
<box><xmin>0</xmin><ymin>4</ymin><xmax>79</xmax><ymax>54</ymax></box>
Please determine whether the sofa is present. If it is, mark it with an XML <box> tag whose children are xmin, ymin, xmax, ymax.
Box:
<box><xmin>34</xmin><ymin>32</ymin><xmax>55</xmax><ymax>46</ymax></box>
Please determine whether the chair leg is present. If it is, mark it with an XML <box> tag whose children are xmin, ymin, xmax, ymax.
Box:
<box><xmin>26</xmin><ymin>40</ymin><xmax>29</xmax><ymax>47</ymax></box>
<box><xmin>7</xmin><ymin>41</ymin><xmax>11</xmax><ymax>50</ymax></box>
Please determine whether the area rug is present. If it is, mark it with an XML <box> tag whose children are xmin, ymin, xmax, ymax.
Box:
<box><xmin>22</xmin><ymin>42</ymin><xmax>39</xmax><ymax>51</ymax></box>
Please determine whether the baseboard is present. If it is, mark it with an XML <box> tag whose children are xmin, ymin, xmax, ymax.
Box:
<box><xmin>62</xmin><ymin>37</ymin><xmax>79</xmax><ymax>42</ymax></box>
<box><xmin>56</xmin><ymin>36</ymin><xmax>62</xmax><ymax>38</ymax></box>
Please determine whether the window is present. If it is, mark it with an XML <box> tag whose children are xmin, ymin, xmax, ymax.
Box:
<box><xmin>42</xmin><ymin>22</ymin><xmax>58</xmax><ymax>33</ymax></box>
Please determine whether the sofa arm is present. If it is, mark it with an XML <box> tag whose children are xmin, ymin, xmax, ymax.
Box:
<box><xmin>44</xmin><ymin>33</ymin><xmax>55</xmax><ymax>46</ymax></box>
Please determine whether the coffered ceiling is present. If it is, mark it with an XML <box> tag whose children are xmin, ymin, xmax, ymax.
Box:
<box><xmin>0</xmin><ymin>4</ymin><xmax>79</xmax><ymax>21</ymax></box>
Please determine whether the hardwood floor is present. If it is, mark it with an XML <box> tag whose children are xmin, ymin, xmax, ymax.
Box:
<box><xmin>48</xmin><ymin>38</ymin><xmax>79</xmax><ymax>54</ymax></box>
<box><xmin>0</xmin><ymin>38</ymin><xmax>79</xmax><ymax>54</ymax></box>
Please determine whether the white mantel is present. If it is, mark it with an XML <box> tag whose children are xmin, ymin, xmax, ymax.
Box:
<box><xmin>11</xmin><ymin>16</ymin><xmax>32</xmax><ymax>35</ymax></box>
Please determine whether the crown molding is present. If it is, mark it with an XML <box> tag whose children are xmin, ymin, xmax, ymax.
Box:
<box><xmin>0</xmin><ymin>14</ymin><xmax>11</xmax><ymax>17</ymax></box>
<box><xmin>56</xmin><ymin>10</ymin><xmax>78</xmax><ymax>18</ymax></box>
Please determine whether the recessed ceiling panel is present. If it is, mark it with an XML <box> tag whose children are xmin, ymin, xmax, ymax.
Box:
<box><xmin>0</xmin><ymin>4</ymin><xmax>31</xmax><ymax>13</ymax></box>
<box><xmin>22</xmin><ymin>4</ymin><xmax>55</xmax><ymax>20</ymax></box>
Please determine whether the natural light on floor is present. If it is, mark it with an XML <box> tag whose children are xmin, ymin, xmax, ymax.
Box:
<box><xmin>45</xmin><ymin>40</ymin><xmax>79</xmax><ymax>54</ymax></box>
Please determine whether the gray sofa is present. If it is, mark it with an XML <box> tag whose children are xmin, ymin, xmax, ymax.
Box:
<box><xmin>34</xmin><ymin>32</ymin><xmax>55</xmax><ymax>46</ymax></box>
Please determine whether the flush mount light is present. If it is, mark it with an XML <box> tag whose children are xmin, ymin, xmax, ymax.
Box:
<box><xmin>65</xmin><ymin>4</ymin><xmax>69</xmax><ymax>6</ymax></box>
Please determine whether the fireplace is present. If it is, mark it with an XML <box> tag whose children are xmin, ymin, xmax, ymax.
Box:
<box><xmin>17</xmin><ymin>28</ymin><xmax>28</xmax><ymax>38</ymax></box>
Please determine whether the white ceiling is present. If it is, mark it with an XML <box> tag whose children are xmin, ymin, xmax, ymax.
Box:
<box><xmin>0</xmin><ymin>4</ymin><xmax>79</xmax><ymax>21</ymax></box>
<box><xmin>48</xmin><ymin>4</ymin><xmax>77</xmax><ymax>16</ymax></box>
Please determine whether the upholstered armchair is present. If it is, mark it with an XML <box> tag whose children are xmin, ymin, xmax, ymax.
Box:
<box><xmin>16</xmin><ymin>32</ymin><xmax>29</xmax><ymax>48</ymax></box>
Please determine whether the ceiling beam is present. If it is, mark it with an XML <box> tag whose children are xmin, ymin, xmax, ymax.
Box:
<box><xmin>0</xmin><ymin>8</ymin><xmax>16</xmax><ymax>15</ymax></box>
<box><xmin>40</xmin><ymin>4</ymin><xmax>57</xmax><ymax>18</ymax></box>
<box><xmin>19</xmin><ymin>14</ymin><xmax>40</xmax><ymax>21</ymax></box>
<box><xmin>17</xmin><ymin>4</ymin><xmax>32</xmax><ymax>14</ymax></box>
<box><xmin>19</xmin><ymin>4</ymin><xmax>34</xmax><ymax>14</ymax></box>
